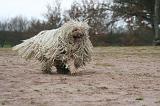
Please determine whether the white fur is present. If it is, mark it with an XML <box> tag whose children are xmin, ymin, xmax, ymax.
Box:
<box><xmin>13</xmin><ymin>20</ymin><xmax>93</xmax><ymax>68</ymax></box>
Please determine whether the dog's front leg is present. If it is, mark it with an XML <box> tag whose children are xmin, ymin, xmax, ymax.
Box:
<box><xmin>67</xmin><ymin>59</ymin><xmax>78</xmax><ymax>75</ymax></box>
<box><xmin>41</xmin><ymin>61</ymin><xmax>52</xmax><ymax>74</ymax></box>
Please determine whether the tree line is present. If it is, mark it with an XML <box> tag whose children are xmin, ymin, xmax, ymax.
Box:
<box><xmin>0</xmin><ymin>0</ymin><xmax>159</xmax><ymax>47</ymax></box>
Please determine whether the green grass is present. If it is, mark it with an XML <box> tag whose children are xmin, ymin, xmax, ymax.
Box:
<box><xmin>3</xmin><ymin>44</ymin><xmax>12</xmax><ymax>48</ymax></box>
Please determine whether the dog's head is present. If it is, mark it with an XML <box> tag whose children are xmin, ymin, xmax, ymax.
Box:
<box><xmin>70</xmin><ymin>27</ymin><xmax>85</xmax><ymax>43</ymax></box>
<box><xmin>61</xmin><ymin>20</ymin><xmax>90</xmax><ymax>45</ymax></box>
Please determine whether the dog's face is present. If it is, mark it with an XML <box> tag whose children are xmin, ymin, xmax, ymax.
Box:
<box><xmin>71</xmin><ymin>28</ymin><xmax>85</xmax><ymax>43</ymax></box>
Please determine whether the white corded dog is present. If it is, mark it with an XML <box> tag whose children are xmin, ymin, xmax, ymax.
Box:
<box><xmin>13</xmin><ymin>20</ymin><xmax>93</xmax><ymax>75</ymax></box>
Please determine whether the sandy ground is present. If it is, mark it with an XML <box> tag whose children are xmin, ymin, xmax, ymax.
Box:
<box><xmin>0</xmin><ymin>47</ymin><xmax>160</xmax><ymax>106</ymax></box>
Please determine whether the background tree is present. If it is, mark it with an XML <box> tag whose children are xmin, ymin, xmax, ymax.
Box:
<box><xmin>0</xmin><ymin>16</ymin><xmax>29</xmax><ymax>47</ymax></box>
<box><xmin>154</xmin><ymin>0</ymin><xmax>160</xmax><ymax>45</ymax></box>
<box><xmin>8</xmin><ymin>16</ymin><xmax>29</xmax><ymax>32</ymax></box>
<box><xmin>44</xmin><ymin>0</ymin><xmax>62</xmax><ymax>29</ymax></box>
<box><xmin>112</xmin><ymin>0</ymin><xmax>160</xmax><ymax>43</ymax></box>
<box><xmin>27</xmin><ymin>19</ymin><xmax>47</xmax><ymax>34</ymax></box>
<box><xmin>0</xmin><ymin>0</ymin><xmax>158</xmax><ymax>47</ymax></box>
<box><xmin>0</xmin><ymin>21</ymin><xmax>8</xmax><ymax>31</ymax></box>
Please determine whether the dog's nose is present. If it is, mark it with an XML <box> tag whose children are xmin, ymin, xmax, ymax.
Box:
<box><xmin>72</xmin><ymin>31</ymin><xmax>83</xmax><ymax>38</ymax></box>
<box><xmin>77</xmin><ymin>32</ymin><xmax>84</xmax><ymax>37</ymax></box>
<box><xmin>73</xmin><ymin>32</ymin><xmax>83</xmax><ymax>39</ymax></box>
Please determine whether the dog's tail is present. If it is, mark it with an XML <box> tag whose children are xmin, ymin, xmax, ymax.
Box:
<box><xmin>12</xmin><ymin>30</ymin><xmax>47</xmax><ymax>60</ymax></box>
<box><xmin>12</xmin><ymin>38</ymin><xmax>37</xmax><ymax>60</ymax></box>
<box><xmin>12</xmin><ymin>29</ymin><xmax>59</xmax><ymax>61</ymax></box>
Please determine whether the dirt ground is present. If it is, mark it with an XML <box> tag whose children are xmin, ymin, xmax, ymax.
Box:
<box><xmin>0</xmin><ymin>47</ymin><xmax>160</xmax><ymax>106</ymax></box>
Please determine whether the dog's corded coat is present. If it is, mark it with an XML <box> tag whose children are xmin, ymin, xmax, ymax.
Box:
<box><xmin>13</xmin><ymin>20</ymin><xmax>93</xmax><ymax>74</ymax></box>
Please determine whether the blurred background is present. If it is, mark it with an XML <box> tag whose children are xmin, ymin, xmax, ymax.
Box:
<box><xmin>0</xmin><ymin>0</ymin><xmax>159</xmax><ymax>47</ymax></box>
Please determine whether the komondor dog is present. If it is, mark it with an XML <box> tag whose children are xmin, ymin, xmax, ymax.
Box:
<box><xmin>13</xmin><ymin>20</ymin><xmax>93</xmax><ymax>75</ymax></box>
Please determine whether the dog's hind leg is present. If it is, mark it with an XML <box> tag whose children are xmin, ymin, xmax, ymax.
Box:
<box><xmin>54</xmin><ymin>60</ymin><xmax>70</xmax><ymax>74</ymax></box>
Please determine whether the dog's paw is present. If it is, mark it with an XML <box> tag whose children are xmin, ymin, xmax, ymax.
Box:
<box><xmin>69</xmin><ymin>69</ymin><xmax>78</xmax><ymax>76</ymax></box>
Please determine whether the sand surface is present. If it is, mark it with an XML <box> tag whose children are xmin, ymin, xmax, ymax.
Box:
<box><xmin>0</xmin><ymin>47</ymin><xmax>160</xmax><ymax>106</ymax></box>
